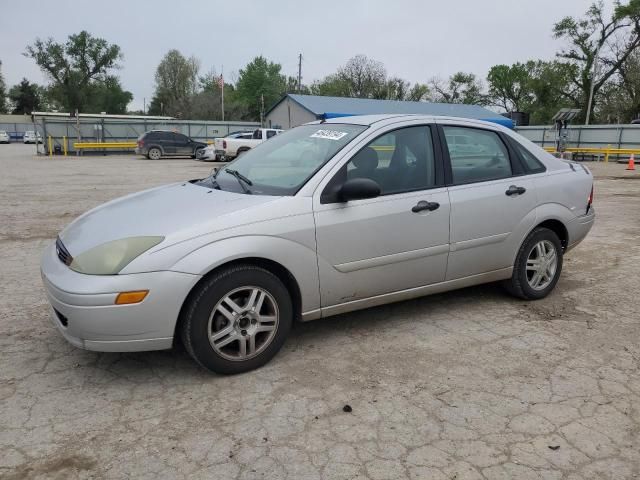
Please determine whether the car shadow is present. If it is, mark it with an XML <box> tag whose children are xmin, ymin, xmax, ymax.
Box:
<box><xmin>74</xmin><ymin>282</ymin><xmax>524</xmax><ymax>379</ymax></box>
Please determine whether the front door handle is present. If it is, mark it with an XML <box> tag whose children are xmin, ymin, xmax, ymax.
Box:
<box><xmin>505</xmin><ymin>185</ymin><xmax>526</xmax><ymax>196</ymax></box>
<box><xmin>412</xmin><ymin>200</ymin><xmax>440</xmax><ymax>213</ymax></box>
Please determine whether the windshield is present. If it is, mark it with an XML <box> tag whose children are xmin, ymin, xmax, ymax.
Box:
<box><xmin>206</xmin><ymin>124</ymin><xmax>367</xmax><ymax>195</ymax></box>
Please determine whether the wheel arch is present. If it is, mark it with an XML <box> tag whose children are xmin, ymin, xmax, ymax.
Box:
<box><xmin>535</xmin><ymin>218</ymin><xmax>569</xmax><ymax>250</ymax></box>
<box><xmin>147</xmin><ymin>144</ymin><xmax>164</xmax><ymax>155</ymax></box>
<box><xmin>174</xmin><ymin>256</ymin><xmax>304</xmax><ymax>345</ymax></box>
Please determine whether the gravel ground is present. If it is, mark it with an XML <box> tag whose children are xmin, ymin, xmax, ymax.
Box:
<box><xmin>1</xmin><ymin>143</ymin><xmax>639</xmax><ymax>480</ymax></box>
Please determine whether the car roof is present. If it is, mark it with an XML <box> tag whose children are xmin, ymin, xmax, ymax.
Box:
<box><xmin>310</xmin><ymin>114</ymin><xmax>507</xmax><ymax>130</ymax></box>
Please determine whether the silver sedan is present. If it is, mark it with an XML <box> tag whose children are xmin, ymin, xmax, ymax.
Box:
<box><xmin>41</xmin><ymin>115</ymin><xmax>595</xmax><ymax>374</ymax></box>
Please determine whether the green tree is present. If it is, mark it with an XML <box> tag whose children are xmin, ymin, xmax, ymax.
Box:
<box><xmin>372</xmin><ymin>77</ymin><xmax>411</xmax><ymax>100</ymax></box>
<box><xmin>235</xmin><ymin>56</ymin><xmax>286</xmax><ymax>121</ymax></box>
<box><xmin>25</xmin><ymin>31</ymin><xmax>124</xmax><ymax>112</ymax></box>
<box><xmin>526</xmin><ymin>61</ymin><xmax>578</xmax><ymax>124</ymax></box>
<box><xmin>150</xmin><ymin>49</ymin><xmax>200</xmax><ymax>118</ymax></box>
<box><xmin>8</xmin><ymin>78</ymin><xmax>42</xmax><ymax>114</ymax></box>
<box><xmin>86</xmin><ymin>76</ymin><xmax>133</xmax><ymax>114</ymax></box>
<box><xmin>188</xmin><ymin>70</ymin><xmax>249</xmax><ymax>120</ymax></box>
<box><xmin>406</xmin><ymin>83</ymin><xmax>431</xmax><ymax>102</ymax></box>
<box><xmin>0</xmin><ymin>60</ymin><xmax>8</xmax><ymax>113</ymax></box>
<box><xmin>553</xmin><ymin>0</ymin><xmax>640</xmax><ymax>121</ymax></box>
<box><xmin>430</xmin><ymin>72</ymin><xmax>487</xmax><ymax>105</ymax></box>
<box><xmin>310</xmin><ymin>74</ymin><xmax>350</xmax><ymax>97</ymax></box>
<box><xmin>487</xmin><ymin>63</ymin><xmax>534</xmax><ymax>112</ymax></box>
<box><xmin>486</xmin><ymin>61</ymin><xmax>578</xmax><ymax>123</ymax></box>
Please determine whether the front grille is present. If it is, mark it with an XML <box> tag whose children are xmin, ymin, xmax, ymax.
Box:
<box><xmin>55</xmin><ymin>237</ymin><xmax>73</xmax><ymax>266</ymax></box>
<box><xmin>53</xmin><ymin>308</ymin><xmax>68</xmax><ymax>327</ymax></box>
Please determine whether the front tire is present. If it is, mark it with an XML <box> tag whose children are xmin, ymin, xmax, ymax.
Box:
<box><xmin>180</xmin><ymin>265</ymin><xmax>293</xmax><ymax>374</ymax></box>
<box><xmin>504</xmin><ymin>227</ymin><xmax>563</xmax><ymax>300</ymax></box>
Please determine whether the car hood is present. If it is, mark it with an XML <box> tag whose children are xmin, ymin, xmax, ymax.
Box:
<box><xmin>59</xmin><ymin>182</ymin><xmax>280</xmax><ymax>255</ymax></box>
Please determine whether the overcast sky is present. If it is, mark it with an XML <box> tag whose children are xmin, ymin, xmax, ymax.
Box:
<box><xmin>1</xmin><ymin>0</ymin><xmax>597</xmax><ymax>111</ymax></box>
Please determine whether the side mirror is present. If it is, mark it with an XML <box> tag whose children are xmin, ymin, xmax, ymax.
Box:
<box><xmin>339</xmin><ymin>178</ymin><xmax>381</xmax><ymax>202</ymax></box>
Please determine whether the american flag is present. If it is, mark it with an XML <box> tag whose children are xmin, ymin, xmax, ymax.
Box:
<box><xmin>217</xmin><ymin>75</ymin><xmax>224</xmax><ymax>89</ymax></box>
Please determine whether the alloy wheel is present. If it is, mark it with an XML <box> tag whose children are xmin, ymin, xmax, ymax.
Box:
<box><xmin>526</xmin><ymin>240</ymin><xmax>558</xmax><ymax>291</ymax></box>
<box><xmin>207</xmin><ymin>286</ymin><xmax>279</xmax><ymax>361</ymax></box>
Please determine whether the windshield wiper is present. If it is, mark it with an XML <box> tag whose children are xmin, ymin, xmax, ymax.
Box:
<box><xmin>224</xmin><ymin>168</ymin><xmax>253</xmax><ymax>193</ymax></box>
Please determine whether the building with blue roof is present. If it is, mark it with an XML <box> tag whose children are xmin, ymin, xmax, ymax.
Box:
<box><xmin>265</xmin><ymin>94</ymin><xmax>513</xmax><ymax>129</ymax></box>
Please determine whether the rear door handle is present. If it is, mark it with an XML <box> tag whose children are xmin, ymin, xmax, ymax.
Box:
<box><xmin>412</xmin><ymin>200</ymin><xmax>440</xmax><ymax>213</ymax></box>
<box><xmin>505</xmin><ymin>185</ymin><xmax>526</xmax><ymax>196</ymax></box>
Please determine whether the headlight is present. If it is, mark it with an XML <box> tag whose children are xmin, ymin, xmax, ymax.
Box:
<box><xmin>69</xmin><ymin>236</ymin><xmax>164</xmax><ymax>275</ymax></box>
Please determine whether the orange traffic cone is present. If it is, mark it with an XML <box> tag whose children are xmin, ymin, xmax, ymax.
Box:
<box><xmin>626</xmin><ymin>154</ymin><xmax>636</xmax><ymax>171</ymax></box>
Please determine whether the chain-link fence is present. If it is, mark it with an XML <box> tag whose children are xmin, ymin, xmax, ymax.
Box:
<box><xmin>515</xmin><ymin>124</ymin><xmax>640</xmax><ymax>150</ymax></box>
<box><xmin>10</xmin><ymin>114</ymin><xmax>260</xmax><ymax>154</ymax></box>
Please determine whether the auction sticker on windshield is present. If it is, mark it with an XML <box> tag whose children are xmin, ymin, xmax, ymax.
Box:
<box><xmin>310</xmin><ymin>130</ymin><xmax>349</xmax><ymax>141</ymax></box>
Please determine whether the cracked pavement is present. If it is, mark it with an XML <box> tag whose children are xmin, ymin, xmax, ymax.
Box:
<box><xmin>1</xmin><ymin>144</ymin><xmax>639</xmax><ymax>479</ymax></box>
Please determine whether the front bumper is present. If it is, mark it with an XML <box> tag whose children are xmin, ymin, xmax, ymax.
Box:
<box><xmin>566</xmin><ymin>207</ymin><xmax>595</xmax><ymax>251</ymax></box>
<box><xmin>40</xmin><ymin>242</ymin><xmax>200</xmax><ymax>352</ymax></box>
<box><xmin>198</xmin><ymin>149</ymin><xmax>216</xmax><ymax>160</ymax></box>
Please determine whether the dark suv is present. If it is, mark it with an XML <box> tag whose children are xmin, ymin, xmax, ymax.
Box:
<box><xmin>135</xmin><ymin>130</ymin><xmax>207</xmax><ymax>160</ymax></box>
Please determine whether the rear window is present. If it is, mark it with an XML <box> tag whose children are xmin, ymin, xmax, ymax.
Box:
<box><xmin>513</xmin><ymin>141</ymin><xmax>546</xmax><ymax>173</ymax></box>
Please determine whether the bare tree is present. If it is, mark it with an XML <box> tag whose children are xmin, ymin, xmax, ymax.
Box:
<box><xmin>430</xmin><ymin>72</ymin><xmax>487</xmax><ymax>105</ymax></box>
<box><xmin>553</xmin><ymin>0</ymin><xmax>640</xmax><ymax>120</ymax></box>
<box><xmin>336</xmin><ymin>54</ymin><xmax>386</xmax><ymax>98</ymax></box>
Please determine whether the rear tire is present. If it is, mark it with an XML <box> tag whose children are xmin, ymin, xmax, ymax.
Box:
<box><xmin>148</xmin><ymin>147</ymin><xmax>162</xmax><ymax>160</ymax></box>
<box><xmin>180</xmin><ymin>265</ymin><xmax>293</xmax><ymax>374</ymax></box>
<box><xmin>503</xmin><ymin>227</ymin><xmax>563</xmax><ymax>300</ymax></box>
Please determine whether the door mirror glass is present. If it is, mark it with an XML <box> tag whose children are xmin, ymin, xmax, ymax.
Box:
<box><xmin>340</xmin><ymin>178</ymin><xmax>381</xmax><ymax>201</ymax></box>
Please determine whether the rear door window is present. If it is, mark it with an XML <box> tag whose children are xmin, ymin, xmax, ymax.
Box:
<box><xmin>442</xmin><ymin>126</ymin><xmax>512</xmax><ymax>184</ymax></box>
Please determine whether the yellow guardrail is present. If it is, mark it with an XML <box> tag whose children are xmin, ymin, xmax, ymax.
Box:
<box><xmin>372</xmin><ymin>146</ymin><xmax>394</xmax><ymax>152</ymax></box>
<box><xmin>73</xmin><ymin>142</ymin><xmax>137</xmax><ymax>149</ymax></box>
<box><xmin>543</xmin><ymin>146</ymin><xmax>640</xmax><ymax>162</ymax></box>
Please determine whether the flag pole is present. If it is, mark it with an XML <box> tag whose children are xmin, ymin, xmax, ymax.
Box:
<box><xmin>221</xmin><ymin>65</ymin><xmax>225</xmax><ymax>122</ymax></box>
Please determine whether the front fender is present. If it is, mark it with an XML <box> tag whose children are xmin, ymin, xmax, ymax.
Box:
<box><xmin>170</xmin><ymin>235</ymin><xmax>321</xmax><ymax>315</ymax></box>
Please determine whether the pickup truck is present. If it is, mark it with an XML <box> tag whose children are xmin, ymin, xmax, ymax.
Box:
<box><xmin>214</xmin><ymin>128</ymin><xmax>283</xmax><ymax>161</ymax></box>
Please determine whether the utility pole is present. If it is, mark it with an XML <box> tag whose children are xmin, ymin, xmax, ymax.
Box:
<box><xmin>220</xmin><ymin>65</ymin><xmax>225</xmax><ymax>122</ymax></box>
<box><xmin>260</xmin><ymin>94</ymin><xmax>265</xmax><ymax>127</ymax></box>
<box><xmin>143</xmin><ymin>97</ymin><xmax>146</xmax><ymax>115</ymax></box>
<box><xmin>297</xmin><ymin>53</ymin><xmax>302</xmax><ymax>93</ymax></box>
<box><xmin>585</xmin><ymin>46</ymin><xmax>601</xmax><ymax>125</ymax></box>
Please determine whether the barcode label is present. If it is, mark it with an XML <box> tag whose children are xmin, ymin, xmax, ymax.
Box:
<box><xmin>310</xmin><ymin>130</ymin><xmax>348</xmax><ymax>141</ymax></box>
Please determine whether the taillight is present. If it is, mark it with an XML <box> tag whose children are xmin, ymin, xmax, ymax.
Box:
<box><xmin>223</xmin><ymin>140</ymin><xmax>227</xmax><ymax>149</ymax></box>
<box><xmin>137</xmin><ymin>140</ymin><xmax>144</xmax><ymax>147</ymax></box>
<box><xmin>587</xmin><ymin>184</ymin><xmax>593</xmax><ymax>213</ymax></box>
